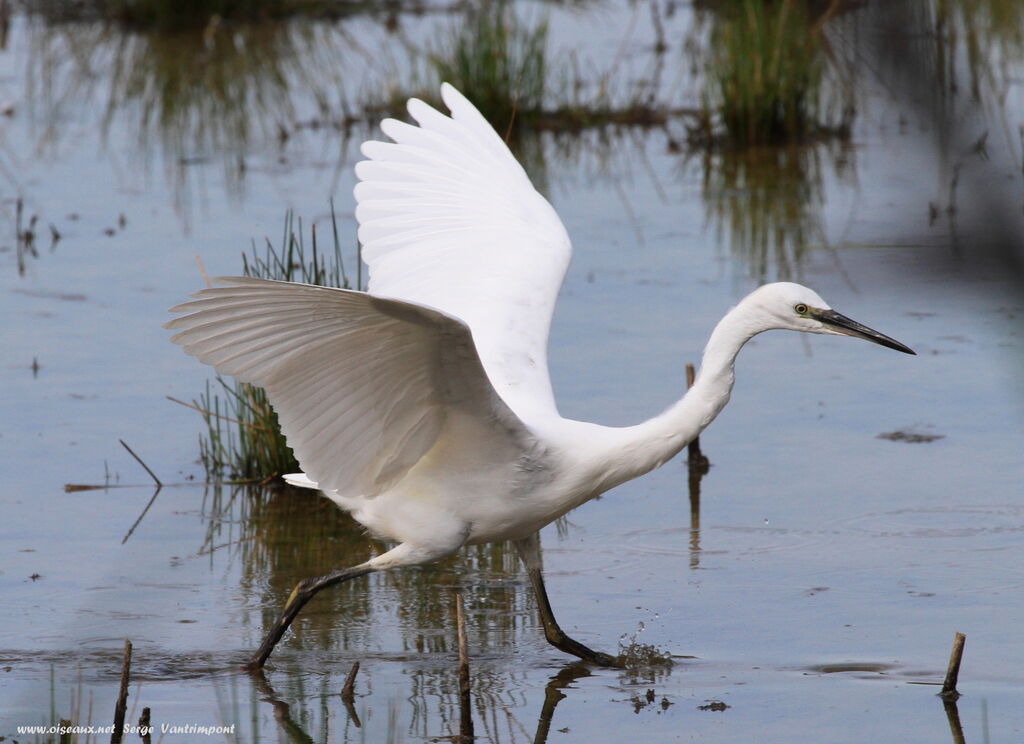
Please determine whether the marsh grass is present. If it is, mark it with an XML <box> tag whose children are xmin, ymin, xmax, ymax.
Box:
<box><xmin>27</xmin><ymin>665</ymin><xmax>96</xmax><ymax>744</ymax></box>
<box><xmin>365</xmin><ymin>1</ymin><xmax>551</xmax><ymax>135</ymax></box>
<box><xmin>194</xmin><ymin>208</ymin><xmax>350</xmax><ymax>483</ymax></box>
<box><xmin>695</xmin><ymin>0</ymin><xmax>852</xmax><ymax>146</ymax></box>
<box><xmin>372</xmin><ymin>0</ymin><xmax>678</xmax><ymax>141</ymax></box>
<box><xmin>428</xmin><ymin>0</ymin><xmax>548</xmax><ymax>135</ymax></box>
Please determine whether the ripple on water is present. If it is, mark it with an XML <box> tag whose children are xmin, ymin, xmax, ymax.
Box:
<box><xmin>798</xmin><ymin>660</ymin><xmax>958</xmax><ymax>686</ymax></box>
<box><xmin>840</xmin><ymin>503</ymin><xmax>1024</xmax><ymax>542</ymax></box>
<box><xmin>804</xmin><ymin>661</ymin><xmax>898</xmax><ymax>676</ymax></box>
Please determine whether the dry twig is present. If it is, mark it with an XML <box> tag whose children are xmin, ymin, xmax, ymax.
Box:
<box><xmin>119</xmin><ymin>439</ymin><xmax>162</xmax><ymax>488</ymax></box>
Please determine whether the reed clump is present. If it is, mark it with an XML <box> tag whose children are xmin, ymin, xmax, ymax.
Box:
<box><xmin>695</xmin><ymin>0</ymin><xmax>851</xmax><ymax>147</ymax></box>
<box><xmin>428</xmin><ymin>0</ymin><xmax>548</xmax><ymax>134</ymax></box>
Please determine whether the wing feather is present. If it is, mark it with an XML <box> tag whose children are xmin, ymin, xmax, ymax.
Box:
<box><xmin>166</xmin><ymin>85</ymin><xmax>569</xmax><ymax>499</ymax></box>
<box><xmin>166</xmin><ymin>277</ymin><xmax>528</xmax><ymax>498</ymax></box>
<box><xmin>355</xmin><ymin>83</ymin><xmax>572</xmax><ymax>423</ymax></box>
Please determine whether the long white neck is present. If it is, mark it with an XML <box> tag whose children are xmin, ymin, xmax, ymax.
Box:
<box><xmin>586</xmin><ymin>298</ymin><xmax>768</xmax><ymax>493</ymax></box>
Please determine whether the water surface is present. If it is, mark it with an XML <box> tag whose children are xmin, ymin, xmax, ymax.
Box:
<box><xmin>1</xmin><ymin>3</ymin><xmax>1022</xmax><ymax>742</ymax></box>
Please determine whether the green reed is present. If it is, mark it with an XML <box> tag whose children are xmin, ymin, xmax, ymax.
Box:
<box><xmin>428</xmin><ymin>0</ymin><xmax>549</xmax><ymax>135</ymax></box>
<box><xmin>699</xmin><ymin>0</ymin><xmax>849</xmax><ymax>146</ymax></box>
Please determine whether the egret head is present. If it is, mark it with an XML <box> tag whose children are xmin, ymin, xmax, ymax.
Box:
<box><xmin>748</xmin><ymin>282</ymin><xmax>915</xmax><ymax>354</ymax></box>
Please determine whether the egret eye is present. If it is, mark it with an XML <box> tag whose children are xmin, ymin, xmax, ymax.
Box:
<box><xmin>794</xmin><ymin>303</ymin><xmax>809</xmax><ymax>315</ymax></box>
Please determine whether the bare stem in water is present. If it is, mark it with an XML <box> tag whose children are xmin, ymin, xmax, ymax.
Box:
<box><xmin>940</xmin><ymin>632</ymin><xmax>966</xmax><ymax>700</ymax></box>
<box><xmin>455</xmin><ymin>592</ymin><xmax>474</xmax><ymax>743</ymax></box>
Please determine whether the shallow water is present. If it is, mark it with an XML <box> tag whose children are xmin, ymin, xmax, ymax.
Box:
<box><xmin>2</xmin><ymin>3</ymin><xmax>1023</xmax><ymax>742</ymax></box>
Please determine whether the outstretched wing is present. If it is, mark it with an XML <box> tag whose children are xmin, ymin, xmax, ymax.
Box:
<box><xmin>165</xmin><ymin>277</ymin><xmax>529</xmax><ymax>498</ymax></box>
<box><xmin>355</xmin><ymin>83</ymin><xmax>572</xmax><ymax>423</ymax></box>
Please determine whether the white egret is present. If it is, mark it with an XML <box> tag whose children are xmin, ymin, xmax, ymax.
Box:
<box><xmin>166</xmin><ymin>84</ymin><xmax>914</xmax><ymax>671</ymax></box>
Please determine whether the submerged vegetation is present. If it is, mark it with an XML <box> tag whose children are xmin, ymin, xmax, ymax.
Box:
<box><xmin>190</xmin><ymin>209</ymin><xmax>350</xmax><ymax>482</ymax></box>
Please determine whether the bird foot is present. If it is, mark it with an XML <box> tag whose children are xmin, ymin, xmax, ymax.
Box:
<box><xmin>588</xmin><ymin>650</ymin><xmax>626</xmax><ymax>668</ymax></box>
<box><xmin>548</xmin><ymin>633</ymin><xmax>625</xmax><ymax>668</ymax></box>
<box><xmin>241</xmin><ymin>656</ymin><xmax>267</xmax><ymax>674</ymax></box>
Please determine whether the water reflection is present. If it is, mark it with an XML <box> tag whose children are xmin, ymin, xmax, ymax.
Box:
<box><xmin>686</xmin><ymin>458</ymin><xmax>707</xmax><ymax>571</ymax></box>
<box><xmin>694</xmin><ymin>141</ymin><xmax>855</xmax><ymax>282</ymax></box>
<box><xmin>867</xmin><ymin>0</ymin><xmax>1024</xmax><ymax>119</ymax></box>
<box><xmin>203</xmin><ymin>483</ymin><xmax>378</xmax><ymax>654</ymax></box>
<box><xmin>251</xmin><ymin>671</ymin><xmax>336</xmax><ymax>744</ymax></box>
<box><xmin>201</xmin><ymin>482</ymin><xmax>534</xmax><ymax>663</ymax></box>
<box><xmin>197</xmin><ymin>483</ymin><xmax>677</xmax><ymax>741</ymax></box>
<box><xmin>942</xmin><ymin>697</ymin><xmax>967</xmax><ymax>744</ymax></box>
<box><xmin>860</xmin><ymin>0</ymin><xmax>1024</xmax><ymax>279</ymax></box>
<box><xmin>16</xmin><ymin>3</ymin><xmax>604</xmax><ymax>224</ymax></box>
<box><xmin>25</xmin><ymin>16</ymin><xmax>353</xmax><ymax>213</ymax></box>
<box><xmin>249</xmin><ymin>658</ymin><xmax>598</xmax><ymax>744</ymax></box>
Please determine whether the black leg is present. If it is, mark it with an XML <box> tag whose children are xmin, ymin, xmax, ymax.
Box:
<box><xmin>513</xmin><ymin>534</ymin><xmax>623</xmax><ymax>668</ymax></box>
<box><xmin>244</xmin><ymin>566</ymin><xmax>373</xmax><ymax>672</ymax></box>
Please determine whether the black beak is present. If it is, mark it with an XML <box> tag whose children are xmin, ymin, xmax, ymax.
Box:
<box><xmin>812</xmin><ymin>309</ymin><xmax>916</xmax><ymax>355</ymax></box>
